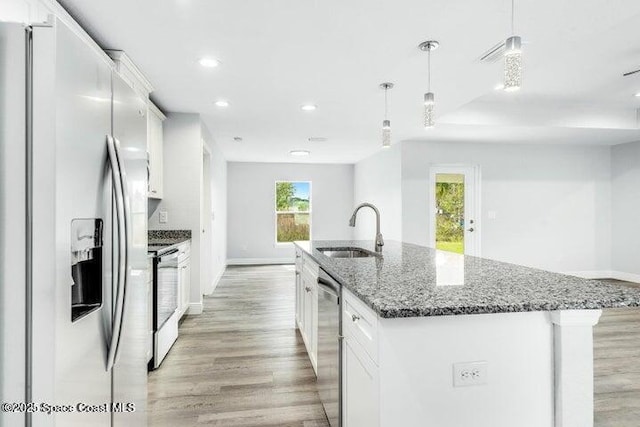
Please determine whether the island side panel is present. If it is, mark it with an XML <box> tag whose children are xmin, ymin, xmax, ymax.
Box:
<box><xmin>550</xmin><ymin>310</ymin><xmax>602</xmax><ymax>427</ymax></box>
<box><xmin>377</xmin><ymin>311</ymin><xmax>555</xmax><ymax>427</ymax></box>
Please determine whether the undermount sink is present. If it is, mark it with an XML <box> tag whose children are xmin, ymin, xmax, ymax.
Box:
<box><xmin>318</xmin><ymin>247</ymin><xmax>379</xmax><ymax>258</ymax></box>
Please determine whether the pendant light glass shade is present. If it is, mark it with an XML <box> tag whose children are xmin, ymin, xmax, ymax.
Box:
<box><xmin>382</xmin><ymin>119</ymin><xmax>391</xmax><ymax>148</ymax></box>
<box><xmin>380</xmin><ymin>82</ymin><xmax>394</xmax><ymax>148</ymax></box>
<box><xmin>419</xmin><ymin>40</ymin><xmax>438</xmax><ymax>129</ymax></box>
<box><xmin>424</xmin><ymin>92</ymin><xmax>435</xmax><ymax>128</ymax></box>
<box><xmin>504</xmin><ymin>35</ymin><xmax>522</xmax><ymax>91</ymax></box>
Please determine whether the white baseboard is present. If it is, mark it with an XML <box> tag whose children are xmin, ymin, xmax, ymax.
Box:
<box><xmin>564</xmin><ymin>270</ymin><xmax>640</xmax><ymax>283</ymax></box>
<box><xmin>187</xmin><ymin>302</ymin><xmax>203</xmax><ymax>315</ymax></box>
<box><xmin>563</xmin><ymin>270</ymin><xmax>615</xmax><ymax>279</ymax></box>
<box><xmin>227</xmin><ymin>258</ymin><xmax>294</xmax><ymax>266</ymax></box>
<box><xmin>611</xmin><ymin>271</ymin><xmax>640</xmax><ymax>283</ymax></box>
<box><xmin>205</xmin><ymin>265</ymin><xmax>226</xmax><ymax>295</ymax></box>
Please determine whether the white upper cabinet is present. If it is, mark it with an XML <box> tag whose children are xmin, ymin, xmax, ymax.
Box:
<box><xmin>147</xmin><ymin>102</ymin><xmax>165</xmax><ymax>199</ymax></box>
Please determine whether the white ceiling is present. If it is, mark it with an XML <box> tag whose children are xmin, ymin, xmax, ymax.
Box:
<box><xmin>60</xmin><ymin>0</ymin><xmax>640</xmax><ymax>163</ymax></box>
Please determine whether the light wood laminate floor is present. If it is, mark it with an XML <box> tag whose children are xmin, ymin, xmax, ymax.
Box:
<box><xmin>594</xmin><ymin>280</ymin><xmax>640</xmax><ymax>427</ymax></box>
<box><xmin>149</xmin><ymin>266</ymin><xmax>640</xmax><ymax>426</ymax></box>
<box><xmin>148</xmin><ymin>265</ymin><xmax>330</xmax><ymax>427</ymax></box>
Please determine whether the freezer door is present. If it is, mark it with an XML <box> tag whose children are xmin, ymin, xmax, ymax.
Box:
<box><xmin>111</xmin><ymin>73</ymin><xmax>148</xmax><ymax>426</ymax></box>
<box><xmin>0</xmin><ymin>22</ymin><xmax>27</xmax><ymax>427</ymax></box>
<box><xmin>30</xmin><ymin>21</ymin><xmax>113</xmax><ymax>427</ymax></box>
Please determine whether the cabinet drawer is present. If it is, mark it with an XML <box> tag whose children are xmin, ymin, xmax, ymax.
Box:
<box><xmin>177</xmin><ymin>241</ymin><xmax>190</xmax><ymax>258</ymax></box>
<box><xmin>343</xmin><ymin>289</ymin><xmax>378</xmax><ymax>365</ymax></box>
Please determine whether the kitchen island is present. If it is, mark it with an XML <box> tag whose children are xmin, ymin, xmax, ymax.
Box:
<box><xmin>294</xmin><ymin>240</ymin><xmax>640</xmax><ymax>427</ymax></box>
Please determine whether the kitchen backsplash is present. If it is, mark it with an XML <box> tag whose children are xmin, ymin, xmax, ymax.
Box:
<box><xmin>148</xmin><ymin>229</ymin><xmax>192</xmax><ymax>240</ymax></box>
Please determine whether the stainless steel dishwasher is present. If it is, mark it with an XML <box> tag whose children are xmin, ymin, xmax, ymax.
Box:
<box><xmin>317</xmin><ymin>268</ymin><xmax>342</xmax><ymax>427</ymax></box>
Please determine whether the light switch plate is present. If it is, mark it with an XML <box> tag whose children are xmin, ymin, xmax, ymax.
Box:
<box><xmin>159</xmin><ymin>210</ymin><xmax>168</xmax><ymax>224</ymax></box>
<box><xmin>453</xmin><ymin>361</ymin><xmax>488</xmax><ymax>387</ymax></box>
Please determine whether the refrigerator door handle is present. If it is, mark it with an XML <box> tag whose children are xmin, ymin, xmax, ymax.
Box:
<box><xmin>112</xmin><ymin>136</ymin><xmax>131</xmax><ymax>365</ymax></box>
<box><xmin>106</xmin><ymin>135</ymin><xmax>126</xmax><ymax>371</ymax></box>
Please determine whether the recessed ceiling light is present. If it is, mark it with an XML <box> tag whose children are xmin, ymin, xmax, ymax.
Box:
<box><xmin>199</xmin><ymin>57</ymin><xmax>221</xmax><ymax>68</ymax></box>
<box><xmin>290</xmin><ymin>150</ymin><xmax>310</xmax><ymax>156</ymax></box>
<box><xmin>233</xmin><ymin>137</ymin><xmax>243</xmax><ymax>142</ymax></box>
<box><xmin>215</xmin><ymin>100</ymin><xmax>230</xmax><ymax>107</ymax></box>
<box><xmin>301</xmin><ymin>104</ymin><xmax>317</xmax><ymax>111</ymax></box>
<box><xmin>494</xmin><ymin>83</ymin><xmax>504</xmax><ymax>90</ymax></box>
<box><xmin>635</xmin><ymin>92</ymin><xmax>640</xmax><ymax>97</ymax></box>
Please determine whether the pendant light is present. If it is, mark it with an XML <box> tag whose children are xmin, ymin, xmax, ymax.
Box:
<box><xmin>379</xmin><ymin>82</ymin><xmax>394</xmax><ymax>148</ymax></box>
<box><xmin>419</xmin><ymin>40</ymin><xmax>439</xmax><ymax>128</ymax></box>
<box><xmin>504</xmin><ymin>0</ymin><xmax>522</xmax><ymax>91</ymax></box>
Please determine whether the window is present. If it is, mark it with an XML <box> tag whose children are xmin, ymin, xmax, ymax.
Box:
<box><xmin>275</xmin><ymin>181</ymin><xmax>311</xmax><ymax>243</ymax></box>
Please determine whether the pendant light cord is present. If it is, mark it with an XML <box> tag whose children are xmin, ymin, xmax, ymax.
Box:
<box><xmin>427</xmin><ymin>47</ymin><xmax>431</xmax><ymax>92</ymax></box>
<box><xmin>384</xmin><ymin>87</ymin><xmax>388</xmax><ymax>120</ymax></box>
<box><xmin>511</xmin><ymin>0</ymin><xmax>515</xmax><ymax>35</ymax></box>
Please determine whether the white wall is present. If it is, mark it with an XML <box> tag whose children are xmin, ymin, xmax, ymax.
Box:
<box><xmin>202</xmin><ymin>124</ymin><xmax>228</xmax><ymax>293</ymax></box>
<box><xmin>149</xmin><ymin>113</ymin><xmax>205</xmax><ymax>312</ymax></box>
<box><xmin>400</xmin><ymin>141</ymin><xmax>612</xmax><ymax>273</ymax></box>
<box><xmin>353</xmin><ymin>145</ymin><xmax>402</xmax><ymax>241</ymax></box>
<box><xmin>2</xmin><ymin>0</ymin><xmax>51</xmax><ymax>23</ymax></box>
<box><xmin>227</xmin><ymin>162</ymin><xmax>354</xmax><ymax>263</ymax></box>
<box><xmin>611</xmin><ymin>140</ymin><xmax>640</xmax><ymax>278</ymax></box>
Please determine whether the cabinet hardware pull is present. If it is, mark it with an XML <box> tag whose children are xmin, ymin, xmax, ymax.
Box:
<box><xmin>352</xmin><ymin>314</ymin><xmax>360</xmax><ymax>322</ymax></box>
<box><xmin>305</xmin><ymin>286</ymin><xmax>311</xmax><ymax>292</ymax></box>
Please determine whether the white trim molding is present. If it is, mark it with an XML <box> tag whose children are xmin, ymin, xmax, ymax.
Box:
<box><xmin>205</xmin><ymin>264</ymin><xmax>226</xmax><ymax>295</ymax></box>
<box><xmin>563</xmin><ymin>270</ymin><xmax>640</xmax><ymax>283</ymax></box>
<box><xmin>227</xmin><ymin>258</ymin><xmax>294</xmax><ymax>266</ymax></box>
<box><xmin>187</xmin><ymin>302</ymin><xmax>203</xmax><ymax>315</ymax></box>
<box><xmin>550</xmin><ymin>310</ymin><xmax>603</xmax><ymax>427</ymax></box>
<box><xmin>610</xmin><ymin>271</ymin><xmax>640</xmax><ymax>283</ymax></box>
<box><xmin>563</xmin><ymin>270</ymin><xmax>616</xmax><ymax>279</ymax></box>
<box><xmin>106</xmin><ymin>50</ymin><xmax>154</xmax><ymax>99</ymax></box>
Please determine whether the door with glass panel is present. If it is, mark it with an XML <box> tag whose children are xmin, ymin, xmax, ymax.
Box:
<box><xmin>429</xmin><ymin>166</ymin><xmax>479</xmax><ymax>256</ymax></box>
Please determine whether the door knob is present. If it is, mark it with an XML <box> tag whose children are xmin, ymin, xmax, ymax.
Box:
<box><xmin>467</xmin><ymin>227</ymin><xmax>475</xmax><ymax>232</ymax></box>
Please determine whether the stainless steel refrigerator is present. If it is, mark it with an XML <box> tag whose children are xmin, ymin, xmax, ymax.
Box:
<box><xmin>0</xmin><ymin>18</ymin><xmax>148</xmax><ymax>427</ymax></box>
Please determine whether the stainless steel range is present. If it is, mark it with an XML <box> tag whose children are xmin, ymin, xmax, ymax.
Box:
<box><xmin>149</xmin><ymin>245</ymin><xmax>180</xmax><ymax>369</ymax></box>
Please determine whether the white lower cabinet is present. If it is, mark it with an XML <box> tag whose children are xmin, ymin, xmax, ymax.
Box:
<box><xmin>177</xmin><ymin>241</ymin><xmax>191</xmax><ymax>318</ymax></box>
<box><xmin>301</xmin><ymin>263</ymin><xmax>318</xmax><ymax>372</ymax></box>
<box><xmin>342</xmin><ymin>288</ymin><xmax>380</xmax><ymax>427</ymax></box>
<box><xmin>295</xmin><ymin>250</ymin><xmax>319</xmax><ymax>374</ymax></box>
<box><xmin>295</xmin><ymin>249</ymin><xmax>303</xmax><ymax>326</ymax></box>
<box><xmin>343</xmin><ymin>336</ymin><xmax>379</xmax><ymax>427</ymax></box>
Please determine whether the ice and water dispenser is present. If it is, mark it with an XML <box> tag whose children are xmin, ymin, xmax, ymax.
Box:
<box><xmin>71</xmin><ymin>219</ymin><xmax>103</xmax><ymax>321</ymax></box>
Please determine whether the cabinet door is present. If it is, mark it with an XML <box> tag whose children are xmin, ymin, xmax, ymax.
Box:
<box><xmin>303</xmin><ymin>276</ymin><xmax>318</xmax><ymax>371</ymax></box>
<box><xmin>295</xmin><ymin>271</ymin><xmax>302</xmax><ymax>327</ymax></box>
<box><xmin>180</xmin><ymin>262</ymin><xmax>191</xmax><ymax>316</ymax></box>
<box><xmin>304</xmin><ymin>279</ymin><xmax>313</xmax><ymax>343</ymax></box>
<box><xmin>147</xmin><ymin>104</ymin><xmax>164</xmax><ymax>199</ymax></box>
<box><xmin>344</xmin><ymin>338</ymin><xmax>379</xmax><ymax>427</ymax></box>
<box><xmin>310</xmin><ymin>281</ymin><xmax>318</xmax><ymax>365</ymax></box>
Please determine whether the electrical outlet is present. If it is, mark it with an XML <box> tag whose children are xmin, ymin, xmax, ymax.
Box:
<box><xmin>159</xmin><ymin>210</ymin><xmax>168</xmax><ymax>224</ymax></box>
<box><xmin>453</xmin><ymin>361</ymin><xmax>488</xmax><ymax>387</ymax></box>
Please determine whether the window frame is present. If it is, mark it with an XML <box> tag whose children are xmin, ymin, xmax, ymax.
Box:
<box><xmin>274</xmin><ymin>180</ymin><xmax>312</xmax><ymax>245</ymax></box>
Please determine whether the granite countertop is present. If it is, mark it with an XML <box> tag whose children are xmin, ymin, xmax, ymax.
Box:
<box><xmin>295</xmin><ymin>240</ymin><xmax>640</xmax><ymax>318</ymax></box>
<box><xmin>148</xmin><ymin>230</ymin><xmax>191</xmax><ymax>255</ymax></box>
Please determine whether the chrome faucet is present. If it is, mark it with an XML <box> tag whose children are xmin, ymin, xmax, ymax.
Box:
<box><xmin>349</xmin><ymin>202</ymin><xmax>384</xmax><ymax>252</ymax></box>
